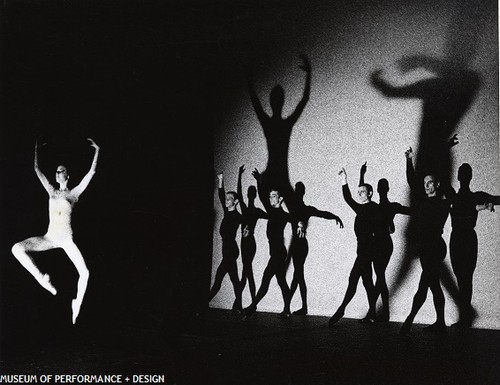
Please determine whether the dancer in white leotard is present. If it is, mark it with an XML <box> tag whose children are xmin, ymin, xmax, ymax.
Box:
<box><xmin>11</xmin><ymin>138</ymin><xmax>100</xmax><ymax>324</ymax></box>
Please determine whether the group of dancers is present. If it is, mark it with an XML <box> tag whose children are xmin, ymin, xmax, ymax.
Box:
<box><xmin>210</xmin><ymin>150</ymin><xmax>499</xmax><ymax>334</ymax></box>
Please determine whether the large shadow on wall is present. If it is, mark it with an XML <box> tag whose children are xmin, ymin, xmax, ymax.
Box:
<box><xmin>247</xmin><ymin>54</ymin><xmax>311</xmax><ymax>211</ymax></box>
<box><xmin>370</xmin><ymin>1</ymin><xmax>488</xmax><ymax>315</ymax></box>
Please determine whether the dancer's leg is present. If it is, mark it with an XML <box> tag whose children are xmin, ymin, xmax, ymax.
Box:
<box><xmin>61</xmin><ymin>240</ymin><xmax>89</xmax><ymax>324</ymax></box>
<box><xmin>11</xmin><ymin>236</ymin><xmax>58</xmax><ymax>295</ymax></box>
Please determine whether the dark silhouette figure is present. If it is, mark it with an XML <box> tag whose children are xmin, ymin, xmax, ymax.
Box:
<box><xmin>242</xmin><ymin>169</ymin><xmax>296</xmax><ymax>320</ymax></box>
<box><xmin>449</xmin><ymin>163</ymin><xmax>500</xmax><ymax>328</ymax></box>
<box><xmin>237</xmin><ymin>165</ymin><xmax>268</xmax><ymax>302</ymax></box>
<box><xmin>358</xmin><ymin>162</ymin><xmax>411</xmax><ymax>321</ymax></box>
<box><xmin>329</xmin><ymin>168</ymin><xmax>383</xmax><ymax>326</ymax></box>
<box><xmin>289</xmin><ymin>181</ymin><xmax>343</xmax><ymax>315</ymax></box>
<box><xmin>247</xmin><ymin>54</ymin><xmax>311</xmax><ymax>209</ymax></box>
<box><xmin>400</xmin><ymin>148</ymin><xmax>451</xmax><ymax>335</ymax></box>
<box><xmin>208</xmin><ymin>173</ymin><xmax>243</xmax><ymax>312</ymax></box>
<box><xmin>371</xmin><ymin>53</ymin><xmax>480</xmax><ymax>308</ymax></box>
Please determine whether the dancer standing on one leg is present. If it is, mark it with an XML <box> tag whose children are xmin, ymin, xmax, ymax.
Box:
<box><xmin>208</xmin><ymin>172</ymin><xmax>243</xmax><ymax>313</ymax></box>
<box><xmin>237</xmin><ymin>165</ymin><xmax>268</xmax><ymax>302</ymax></box>
<box><xmin>400</xmin><ymin>147</ymin><xmax>451</xmax><ymax>335</ymax></box>
<box><xmin>359</xmin><ymin>162</ymin><xmax>411</xmax><ymax>322</ymax></box>
<box><xmin>329</xmin><ymin>167</ymin><xmax>382</xmax><ymax>326</ymax></box>
<box><xmin>242</xmin><ymin>169</ymin><xmax>300</xmax><ymax>320</ymax></box>
<box><xmin>289</xmin><ymin>181</ymin><xmax>343</xmax><ymax>315</ymax></box>
<box><xmin>449</xmin><ymin>163</ymin><xmax>500</xmax><ymax>328</ymax></box>
<box><xmin>12</xmin><ymin>138</ymin><xmax>99</xmax><ymax>324</ymax></box>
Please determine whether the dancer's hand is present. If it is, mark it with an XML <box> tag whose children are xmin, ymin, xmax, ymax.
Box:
<box><xmin>338</xmin><ymin>167</ymin><xmax>347</xmax><ymax>184</ymax></box>
<box><xmin>360</xmin><ymin>161</ymin><xmax>367</xmax><ymax>176</ymax></box>
<box><xmin>405</xmin><ymin>147</ymin><xmax>414</xmax><ymax>159</ymax></box>
<box><xmin>299</xmin><ymin>54</ymin><xmax>311</xmax><ymax>73</ymax></box>
<box><xmin>239</xmin><ymin>165</ymin><xmax>245</xmax><ymax>175</ymax></box>
<box><xmin>87</xmin><ymin>138</ymin><xmax>100</xmax><ymax>151</ymax></box>
<box><xmin>486</xmin><ymin>202</ymin><xmax>495</xmax><ymax>212</ymax></box>
<box><xmin>334</xmin><ymin>216</ymin><xmax>344</xmax><ymax>229</ymax></box>
<box><xmin>448</xmin><ymin>134</ymin><xmax>459</xmax><ymax>148</ymax></box>
<box><xmin>251</xmin><ymin>168</ymin><xmax>260</xmax><ymax>180</ymax></box>
<box><xmin>242</xmin><ymin>225</ymin><xmax>250</xmax><ymax>238</ymax></box>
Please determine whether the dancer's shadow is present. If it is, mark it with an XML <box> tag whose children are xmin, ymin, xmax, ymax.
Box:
<box><xmin>247</xmin><ymin>54</ymin><xmax>311</xmax><ymax>210</ymax></box>
<box><xmin>370</xmin><ymin>1</ymin><xmax>485</xmax><ymax>314</ymax></box>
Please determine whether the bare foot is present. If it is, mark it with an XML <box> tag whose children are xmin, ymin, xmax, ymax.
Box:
<box><xmin>39</xmin><ymin>274</ymin><xmax>57</xmax><ymax>295</ymax></box>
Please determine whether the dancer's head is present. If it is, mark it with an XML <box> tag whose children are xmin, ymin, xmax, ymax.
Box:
<box><xmin>295</xmin><ymin>182</ymin><xmax>305</xmax><ymax>199</ymax></box>
<box><xmin>269</xmin><ymin>189</ymin><xmax>283</xmax><ymax>208</ymax></box>
<box><xmin>357</xmin><ymin>184</ymin><xmax>373</xmax><ymax>203</ymax></box>
<box><xmin>270</xmin><ymin>85</ymin><xmax>284</xmax><ymax>115</ymax></box>
<box><xmin>458</xmin><ymin>163</ymin><xmax>472</xmax><ymax>185</ymax></box>
<box><xmin>247</xmin><ymin>185</ymin><xmax>257</xmax><ymax>201</ymax></box>
<box><xmin>377</xmin><ymin>178</ymin><xmax>389</xmax><ymax>196</ymax></box>
<box><xmin>225</xmin><ymin>191</ymin><xmax>239</xmax><ymax>210</ymax></box>
<box><xmin>423</xmin><ymin>174</ymin><xmax>440</xmax><ymax>197</ymax></box>
<box><xmin>55</xmin><ymin>165</ymin><xmax>69</xmax><ymax>185</ymax></box>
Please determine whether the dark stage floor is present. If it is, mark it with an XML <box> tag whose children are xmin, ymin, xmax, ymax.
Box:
<box><xmin>1</xmin><ymin>309</ymin><xmax>500</xmax><ymax>385</ymax></box>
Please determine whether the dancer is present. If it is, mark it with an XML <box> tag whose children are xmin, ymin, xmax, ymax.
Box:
<box><xmin>12</xmin><ymin>138</ymin><xmax>99</xmax><ymax>324</ymax></box>
<box><xmin>329</xmin><ymin>167</ymin><xmax>382</xmax><ymax>326</ymax></box>
<box><xmin>208</xmin><ymin>172</ymin><xmax>243</xmax><ymax>312</ymax></box>
<box><xmin>289</xmin><ymin>181</ymin><xmax>343</xmax><ymax>315</ymax></box>
<box><xmin>242</xmin><ymin>169</ymin><xmax>299</xmax><ymax>320</ymax></box>
<box><xmin>237</xmin><ymin>165</ymin><xmax>268</xmax><ymax>302</ymax></box>
<box><xmin>449</xmin><ymin>163</ymin><xmax>500</xmax><ymax>328</ymax></box>
<box><xmin>359</xmin><ymin>162</ymin><xmax>411</xmax><ymax>321</ymax></box>
<box><xmin>400</xmin><ymin>147</ymin><xmax>451</xmax><ymax>335</ymax></box>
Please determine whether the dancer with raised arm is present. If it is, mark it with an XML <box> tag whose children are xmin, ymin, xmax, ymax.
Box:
<box><xmin>242</xmin><ymin>168</ymin><xmax>298</xmax><ymax>320</ymax></box>
<box><xmin>208</xmin><ymin>172</ymin><xmax>243</xmax><ymax>313</ymax></box>
<box><xmin>329</xmin><ymin>168</ymin><xmax>382</xmax><ymax>326</ymax></box>
<box><xmin>400</xmin><ymin>147</ymin><xmax>451</xmax><ymax>335</ymax></box>
<box><xmin>289</xmin><ymin>181</ymin><xmax>343</xmax><ymax>315</ymax></box>
<box><xmin>359</xmin><ymin>162</ymin><xmax>411</xmax><ymax>321</ymax></box>
<box><xmin>12</xmin><ymin>138</ymin><xmax>100</xmax><ymax>324</ymax></box>
<box><xmin>237</xmin><ymin>165</ymin><xmax>268</xmax><ymax>302</ymax></box>
<box><xmin>449</xmin><ymin>163</ymin><xmax>500</xmax><ymax>328</ymax></box>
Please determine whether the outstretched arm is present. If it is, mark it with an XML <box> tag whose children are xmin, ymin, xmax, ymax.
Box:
<box><xmin>287</xmin><ymin>54</ymin><xmax>311</xmax><ymax>124</ymax></box>
<box><xmin>371</xmin><ymin>69</ymin><xmax>432</xmax><ymax>99</ymax></box>
<box><xmin>71</xmin><ymin>138</ymin><xmax>100</xmax><ymax>198</ymax></box>
<box><xmin>308</xmin><ymin>206</ymin><xmax>344</xmax><ymax>228</ymax></box>
<box><xmin>252</xmin><ymin>168</ymin><xmax>270</xmax><ymax>212</ymax></box>
<box><xmin>217</xmin><ymin>173</ymin><xmax>226</xmax><ymax>210</ymax></box>
<box><xmin>475</xmin><ymin>192</ymin><xmax>500</xmax><ymax>212</ymax></box>
<box><xmin>34</xmin><ymin>141</ymin><xmax>53</xmax><ymax>195</ymax></box>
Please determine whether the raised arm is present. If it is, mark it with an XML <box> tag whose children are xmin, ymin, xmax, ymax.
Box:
<box><xmin>34</xmin><ymin>141</ymin><xmax>53</xmax><ymax>195</ymax></box>
<box><xmin>247</xmin><ymin>69</ymin><xmax>269</xmax><ymax>125</ymax></box>
<box><xmin>252</xmin><ymin>168</ymin><xmax>270</xmax><ymax>212</ymax></box>
<box><xmin>287</xmin><ymin>54</ymin><xmax>311</xmax><ymax>125</ymax></box>
<box><xmin>71</xmin><ymin>138</ymin><xmax>99</xmax><ymax>198</ymax></box>
<box><xmin>339</xmin><ymin>168</ymin><xmax>357</xmax><ymax>212</ymax></box>
<box><xmin>405</xmin><ymin>147</ymin><xmax>419</xmax><ymax>191</ymax></box>
<box><xmin>237</xmin><ymin>165</ymin><xmax>247</xmax><ymax>213</ymax></box>
<box><xmin>359</xmin><ymin>162</ymin><xmax>367</xmax><ymax>186</ymax></box>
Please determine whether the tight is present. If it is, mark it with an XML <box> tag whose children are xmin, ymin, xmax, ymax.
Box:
<box><xmin>405</xmin><ymin>238</ymin><xmax>447</xmax><ymax>324</ymax></box>
<box><xmin>336</xmin><ymin>239</ymin><xmax>377</xmax><ymax>314</ymax></box>
<box><xmin>241</xmin><ymin>235</ymin><xmax>257</xmax><ymax>300</ymax></box>
<box><xmin>252</xmin><ymin>241</ymin><xmax>290</xmax><ymax>312</ymax></box>
<box><xmin>289</xmin><ymin>237</ymin><xmax>309</xmax><ymax>310</ymax></box>
<box><xmin>450</xmin><ymin>229</ymin><xmax>478</xmax><ymax>320</ymax></box>
<box><xmin>374</xmin><ymin>235</ymin><xmax>394</xmax><ymax>315</ymax></box>
<box><xmin>209</xmin><ymin>240</ymin><xmax>242</xmax><ymax>309</ymax></box>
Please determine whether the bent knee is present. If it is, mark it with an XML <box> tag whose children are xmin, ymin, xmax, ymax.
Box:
<box><xmin>11</xmin><ymin>242</ymin><xmax>25</xmax><ymax>256</ymax></box>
